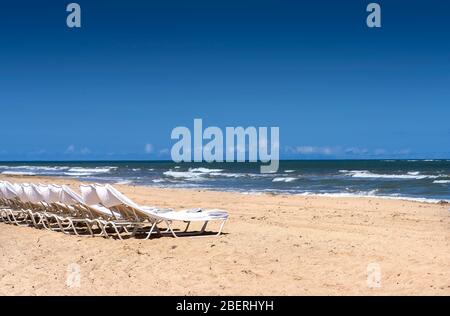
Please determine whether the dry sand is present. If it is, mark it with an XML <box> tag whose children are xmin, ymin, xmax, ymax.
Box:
<box><xmin>0</xmin><ymin>175</ymin><xmax>449</xmax><ymax>295</ymax></box>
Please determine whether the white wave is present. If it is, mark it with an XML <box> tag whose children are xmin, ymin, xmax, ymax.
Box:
<box><xmin>0</xmin><ymin>165</ymin><xmax>69</xmax><ymax>171</ymax></box>
<box><xmin>64</xmin><ymin>172</ymin><xmax>93</xmax><ymax>177</ymax></box>
<box><xmin>297</xmin><ymin>191</ymin><xmax>449</xmax><ymax>204</ymax></box>
<box><xmin>115</xmin><ymin>180</ymin><xmax>132</xmax><ymax>185</ymax></box>
<box><xmin>132</xmin><ymin>168</ymin><xmax>141</xmax><ymax>171</ymax></box>
<box><xmin>1</xmin><ymin>171</ymin><xmax>36</xmax><ymax>176</ymax></box>
<box><xmin>152</xmin><ymin>178</ymin><xmax>165</xmax><ymax>183</ymax></box>
<box><xmin>339</xmin><ymin>169</ymin><xmax>368</xmax><ymax>173</ymax></box>
<box><xmin>209</xmin><ymin>172</ymin><xmax>246</xmax><ymax>178</ymax></box>
<box><xmin>407</xmin><ymin>171</ymin><xmax>420</xmax><ymax>175</ymax></box>
<box><xmin>344</xmin><ymin>170</ymin><xmax>439</xmax><ymax>180</ymax></box>
<box><xmin>284</xmin><ymin>170</ymin><xmax>295</xmax><ymax>173</ymax></box>
<box><xmin>189</xmin><ymin>167</ymin><xmax>223</xmax><ymax>173</ymax></box>
<box><xmin>239</xmin><ymin>191</ymin><xmax>264</xmax><ymax>196</ymax></box>
<box><xmin>272</xmin><ymin>177</ymin><xmax>297</xmax><ymax>183</ymax></box>
<box><xmin>68</xmin><ymin>167</ymin><xmax>116</xmax><ymax>174</ymax></box>
<box><xmin>163</xmin><ymin>171</ymin><xmax>204</xmax><ymax>181</ymax></box>
<box><xmin>174</xmin><ymin>166</ymin><xmax>181</xmax><ymax>169</ymax></box>
<box><xmin>433</xmin><ymin>180</ymin><xmax>450</xmax><ymax>184</ymax></box>
<box><xmin>164</xmin><ymin>168</ymin><xmax>245</xmax><ymax>180</ymax></box>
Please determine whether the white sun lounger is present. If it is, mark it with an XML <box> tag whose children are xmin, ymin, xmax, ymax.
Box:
<box><xmin>2</xmin><ymin>182</ymin><xmax>104</xmax><ymax>237</ymax></box>
<box><xmin>0</xmin><ymin>181</ymin><xmax>36</xmax><ymax>226</ymax></box>
<box><xmin>2</xmin><ymin>181</ymin><xmax>229</xmax><ymax>240</ymax></box>
<box><xmin>19</xmin><ymin>183</ymin><xmax>91</xmax><ymax>234</ymax></box>
<box><xmin>90</xmin><ymin>183</ymin><xmax>228</xmax><ymax>239</ymax></box>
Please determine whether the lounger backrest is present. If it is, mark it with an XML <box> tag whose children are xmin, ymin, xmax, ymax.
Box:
<box><xmin>93</xmin><ymin>184</ymin><xmax>139</xmax><ymax>209</ymax></box>
<box><xmin>3</xmin><ymin>182</ymin><xmax>19</xmax><ymax>199</ymax></box>
<box><xmin>92</xmin><ymin>184</ymin><xmax>146</xmax><ymax>220</ymax></box>
<box><xmin>48</xmin><ymin>185</ymin><xmax>63</xmax><ymax>203</ymax></box>
<box><xmin>0</xmin><ymin>182</ymin><xmax>5</xmax><ymax>199</ymax></box>
<box><xmin>0</xmin><ymin>182</ymin><xmax>9</xmax><ymax>201</ymax></box>
<box><xmin>38</xmin><ymin>185</ymin><xmax>57</xmax><ymax>203</ymax></box>
<box><xmin>0</xmin><ymin>182</ymin><xmax>16</xmax><ymax>209</ymax></box>
<box><xmin>23</xmin><ymin>184</ymin><xmax>42</xmax><ymax>203</ymax></box>
<box><xmin>64</xmin><ymin>185</ymin><xmax>108</xmax><ymax>219</ymax></box>
<box><xmin>105</xmin><ymin>184</ymin><xmax>141</xmax><ymax>209</ymax></box>
<box><xmin>60</xmin><ymin>185</ymin><xmax>84</xmax><ymax>206</ymax></box>
<box><xmin>95</xmin><ymin>184</ymin><xmax>124</xmax><ymax>208</ymax></box>
<box><xmin>79</xmin><ymin>184</ymin><xmax>102</xmax><ymax>205</ymax></box>
<box><xmin>14</xmin><ymin>183</ymin><xmax>30</xmax><ymax>202</ymax></box>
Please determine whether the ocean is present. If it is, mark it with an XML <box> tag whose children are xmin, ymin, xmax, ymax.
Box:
<box><xmin>0</xmin><ymin>160</ymin><xmax>449</xmax><ymax>203</ymax></box>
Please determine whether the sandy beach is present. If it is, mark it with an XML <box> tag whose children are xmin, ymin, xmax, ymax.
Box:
<box><xmin>0</xmin><ymin>174</ymin><xmax>449</xmax><ymax>295</ymax></box>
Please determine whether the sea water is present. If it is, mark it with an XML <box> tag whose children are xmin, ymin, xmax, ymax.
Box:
<box><xmin>0</xmin><ymin>160</ymin><xmax>449</xmax><ymax>203</ymax></box>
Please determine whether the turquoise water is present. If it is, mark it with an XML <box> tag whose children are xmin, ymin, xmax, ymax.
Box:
<box><xmin>0</xmin><ymin>160</ymin><xmax>449</xmax><ymax>202</ymax></box>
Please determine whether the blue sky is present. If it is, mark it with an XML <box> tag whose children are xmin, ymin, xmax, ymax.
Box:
<box><xmin>0</xmin><ymin>0</ymin><xmax>449</xmax><ymax>160</ymax></box>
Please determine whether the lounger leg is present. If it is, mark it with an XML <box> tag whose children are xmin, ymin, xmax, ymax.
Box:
<box><xmin>200</xmin><ymin>221</ymin><xmax>209</xmax><ymax>233</ymax></box>
<box><xmin>108</xmin><ymin>222</ymin><xmax>123</xmax><ymax>240</ymax></box>
<box><xmin>41</xmin><ymin>215</ymin><xmax>53</xmax><ymax>230</ymax></box>
<box><xmin>183</xmin><ymin>221</ymin><xmax>191</xmax><ymax>232</ymax></box>
<box><xmin>195</xmin><ymin>219</ymin><xmax>226</xmax><ymax>237</ymax></box>
<box><xmin>171</xmin><ymin>219</ymin><xmax>226</xmax><ymax>238</ymax></box>
<box><xmin>85</xmin><ymin>220</ymin><xmax>94</xmax><ymax>237</ymax></box>
<box><xmin>166</xmin><ymin>221</ymin><xmax>181</xmax><ymax>238</ymax></box>
<box><xmin>37</xmin><ymin>213</ymin><xmax>46</xmax><ymax>227</ymax></box>
<box><xmin>29</xmin><ymin>211</ymin><xmax>41</xmax><ymax>228</ymax></box>
<box><xmin>3</xmin><ymin>211</ymin><xmax>13</xmax><ymax>224</ymax></box>
<box><xmin>115</xmin><ymin>224</ymin><xmax>124</xmax><ymax>240</ymax></box>
<box><xmin>0</xmin><ymin>209</ymin><xmax>8</xmax><ymax>222</ymax></box>
<box><xmin>163</xmin><ymin>220</ymin><xmax>172</xmax><ymax>232</ymax></box>
<box><xmin>33</xmin><ymin>213</ymin><xmax>45</xmax><ymax>228</ymax></box>
<box><xmin>3</xmin><ymin>210</ymin><xmax>12</xmax><ymax>224</ymax></box>
<box><xmin>57</xmin><ymin>217</ymin><xmax>71</xmax><ymax>234</ymax></box>
<box><xmin>144</xmin><ymin>222</ymin><xmax>162</xmax><ymax>240</ymax></box>
<box><xmin>130</xmin><ymin>225</ymin><xmax>140</xmax><ymax>237</ymax></box>
<box><xmin>12</xmin><ymin>211</ymin><xmax>30</xmax><ymax>227</ymax></box>
<box><xmin>216</xmin><ymin>219</ymin><xmax>227</xmax><ymax>236</ymax></box>
<box><xmin>68</xmin><ymin>219</ymin><xmax>82</xmax><ymax>236</ymax></box>
<box><xmin>99</xmin><ymin>221</ymin><xmax>109</xmax><ymax>237</ymax></box>
<box><xmin>93</xmin><ymin>220</ymin><xmax>107</xmax><ymax>237</ymax></box>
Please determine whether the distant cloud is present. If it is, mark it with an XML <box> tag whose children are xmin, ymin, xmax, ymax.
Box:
<box><xmin>64</xmin><ymin>145</ymin><xmax>91</xmax><ymax>155</ymax></box>
<box><xmin>31</xmin><ymin>149</ymin><xmax>47</xmax><ymax>155</ymax></box>
<box><xmin>287</xmin><ymin>146</ymin><xmax>336</xmax><ymax>155</ymax></box>
<box><xmin>285</xmin><ymin>145</ymin><xmax>398</xmax><ymax>158</ymax></box>
<box><xmin>80</xmin><ymin>147</ymin><xmax>91</xmax><ymax>155</ymax></box>
<box><xmin>373</xmin><ymin>148</ymin><xmax>387</xmax><ymax>156</ymax></box>
<box><xmin>65</xmin><ymin>144</ymin><xmax>76</xmax><ymax>154</ymax></box>
<box><xmin>345</xmin><ymin>147</ymin><xmax>368</xmax><ymax>155</ymax></box>
<box><xmin>393</xmin><ymin>148</ymin><xmax>411</xmax><ymax>155</ymax></box>
<box><xmin>144</xmin><ymin>143</ymin><xmax>154</xmax><ymax>154</ymax></box>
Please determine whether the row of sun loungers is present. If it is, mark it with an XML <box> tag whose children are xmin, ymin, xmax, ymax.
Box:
<box><xmin>0</xmin><ymin>181</ymin><xmax>228</xmax><ymax>239</ymax></box>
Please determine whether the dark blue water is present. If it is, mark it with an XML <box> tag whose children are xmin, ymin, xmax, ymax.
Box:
<box><xmin>0</xmin><ymin>160</ymin><xmax>449</xmax><ymax>202</ymax></box>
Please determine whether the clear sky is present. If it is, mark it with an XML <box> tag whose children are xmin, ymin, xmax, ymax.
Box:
<box><xmin>0</xmin><ymin>0</ymin><xmax>449</xmax><ymax>160</ymax></box>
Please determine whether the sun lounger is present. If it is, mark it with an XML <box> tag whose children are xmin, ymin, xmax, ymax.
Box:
<box><xmin>92</xmin><ymin>183</ymin><xmax>228</xmax><ymax>239</ymax></box>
